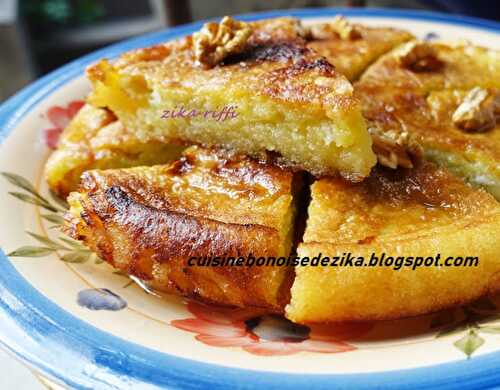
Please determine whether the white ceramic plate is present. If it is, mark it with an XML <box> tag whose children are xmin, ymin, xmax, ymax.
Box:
<box><xmin>0</xmin><ymin>8</ymin><xmax>499</xmax><ymax>390</ymax></box>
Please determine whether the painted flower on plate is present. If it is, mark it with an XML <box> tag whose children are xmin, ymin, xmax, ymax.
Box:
<box><xmin>77</xmin><ymin>288</ymin><xmax>127</xmax><ymax>311</ymax></box>
<box><xmin>171</xmin><ymin>301</ymin><xmax>373</xmax><ymax>356</ymax></box>
<box><xmin>42</xmin><ymin>100</ymin><xmax>84</xmax><ymax>148</ymax></box>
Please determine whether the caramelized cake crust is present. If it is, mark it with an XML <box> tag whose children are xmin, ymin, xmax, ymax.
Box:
<box><xmin>50</xmin><ymin>18</ymin><xmax>500</xmax><ymax>324</ymax></box>
<box><xmin>287</xmin><ymin>163</ymin><xmax>500</xmax><ymax>323</ymax></box>
<box><xmin>64</xmin><ymin>146</ymin><xmax>299</xmax><ymax>311</ymax></box>
<box><xmin>356</xmin><ymin>41</ymin><xmax>500</xmax><ymax>197</ymax></box>
<box><xmin>45</xmin><ymin>104</ymin><xmax>184</xmax><ymax>197</ymax></box>
<box><xmin>359</xmin><ymin>41</ymin><xmax>500</xmax><ymax>92</ymax></box>
<box><xmin>306</xmin><ymin>18</ymin><xmax>413</xmax><ymax>81</ymax></box>
<box><xmin>85</xmin><ymin>17</ymin><xmax>376</xmax><ymax>181</ymax></box>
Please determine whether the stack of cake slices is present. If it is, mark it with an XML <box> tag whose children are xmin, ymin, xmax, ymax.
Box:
<box><xmin>46</xmin><ymin>16</ymin><xmax>500</xmax><ymax>323</ymax></box>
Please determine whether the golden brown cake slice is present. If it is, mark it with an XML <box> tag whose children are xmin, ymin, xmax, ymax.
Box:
<box><xmin>356</xmin><ymin>41</ymin><xmax>500</xmax><ymax>198</ymax></box>
<box><xmin>424</xmin><ymin>89</ymin><xmax>500</xmax><ymax>198</ymax></box>
<box><xmin>85</xmin><ymin>16</ymin><xmax>376</xmax><ymax>181</ymax></box>
<box><xmin>357</xmin><ymin>84</ymin><xmax>500</xmax><ymax>198</ymax></box>
<box><xmin>306</xmin><ymin>16</ymin><xmax>414</xmax><ymax>81</ymax></box>
<box><xmin>359</xmin><ymin>40</ymin><xmax>500</xmax><ymax>93</ymax></box>
<box><xmin>45</xmin><ymin>104</ymin><xmax>184</xmax><ymax>197</ymax></box>
<box><xmin>286</xmin><ymin>162</ymin><xmax>500</xmax><ymax>323</ymax></box>
<box><xmin>64</xmin><ymin>146</ymin><xmax>299</xmax><ymax>311</ymax></box>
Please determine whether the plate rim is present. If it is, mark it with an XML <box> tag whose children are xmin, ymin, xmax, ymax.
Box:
<box><xmin>0</xmin><ymin>7</ymin><xmax>499</xmax><ymax>390</ymax></box>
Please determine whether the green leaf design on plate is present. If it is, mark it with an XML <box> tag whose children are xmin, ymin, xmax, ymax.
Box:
<box><xmin>41</xmin><ymin>213</ymin><xmax>65</xmax><ymax>224</ymax></box>
<box><xmin>8</xmin><ymin>246</ymin><xmax>55</xmax><ymax>257</ymax></box>
<box><xmin>60</xmin><ymin>252</ymin><xmax>90</xmax><ymax>263</ymax></box>
<box><xmin>8</xmin><ymin>191</ymin><xmax>58</xmax><ymax>212</ymax></box>
<box><xmin>59</xmin><ymin>237</ymin><xmax>88</xmax><ymax>250</ymax></box>
<box><xmin>2</xmin><ymin>172</ymin><xmax>66</xmax><ymax>213</ymax></box>
<box><xmin>433</xmin><ymin>296</ymin><xmax>500</xmax><ymax>357</ymax></box>
<box><xmin>2</xmin><ymin>172</ymin><xmax>101</xmax><ymax>266</ymax></box>
<box><xmin>478</xmin><ymin>326</ymin><xmax>500</xmax><ymax>334</ymax></box>
<box><xmin>453</xmin><ymin>329</ymin><xmax>485</xmax><ymax>358</ymax></box>
<box><xmin>27</xmin><ymin>231</ymin><xmax>67</xmax><ymax>250</ymax></box>
<box><xmin>1</xmin><ymin>172</ymin><xmax>45</xmax><ymax>200</ymax></box>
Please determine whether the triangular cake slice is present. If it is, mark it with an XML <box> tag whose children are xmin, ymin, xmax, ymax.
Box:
<box><xmin>64</xmin><ymin>146</ymin><xmax>300</xmax><ymax>311</ymax></box>
<box><xmin>86</xmin><ymin>16</ymin><xmax>376</xmax><ymax>180</ymax></box>
<box><xmin>424</xmin><ymin>88</ymin><xmax>500</xmax><ymax>198</ymax></box>
<box><xmin>286</xmin><ymin>162</ymin><xmax>500</xmax><ymax>323</ymax></box>
<box><xmin>45</xmin><ymin>104</ymin><xmax>184</xmax><ymax>197</ymax></box>
<box><xmin>359</xmin><ymin>40</ymin><xmax>500</xmax><ymax>92</ymax></box>
<box><xmin>305</xmin><ymin>16</ymin><xmax>413</xmax><ymax>81</ymax></box>
<box><xmin>355</xmin><ymin>41</ymin><xmax>500</xmax><ymax>198</ymax></box>
<box><xmin>46</xmin><ymin>16</ymin><xmax>412</xmax><ymax>197</ymax></box>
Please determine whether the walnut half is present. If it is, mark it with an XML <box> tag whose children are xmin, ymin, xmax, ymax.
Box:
<box><xmin>306</xmin><ymin>16</ymin><xmax>362</xmax><ymax>41</ymax></box>
<box><xmin>369</xmin><ymin>127</ymin><xmax>423</xmax><ymax>169</ymax></box>
<box><xmin>397</xmin><ymin>41</ymin><xmax>443</xmax><ymax>72</ymax></box>
<box><xmin>452</xmin><ymin>87</ymin><xmax>500</xmax><ymax>132</ymax></box>
<box><xmin>193</xmin><ymin>16</ymin><xmax>252</xmax><ymax>68</ymax></box>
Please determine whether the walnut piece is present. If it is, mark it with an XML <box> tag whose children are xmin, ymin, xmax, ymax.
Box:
<box><xmin>398</xmin><ymin>41</ymin><xmax>443</xmax><ymax>72</ymax></box>
<box><xmin>307</xmin><ymin>16</ymin><xmax>362</xmax><ymax>41</ymax></box>
<box><xmin>193</xmin><ymin>16</ymin><xmax>252</xmax><ymax>68</ymax></box>
<box><xmin>452</xmin><ymin>87</ymin><xmax>500</xmax><ymax>132</ymax></box>
<box><xmin>369</xmin><ymin>127</ymin><xmax>423</xmax><ymax>169</ymax></box>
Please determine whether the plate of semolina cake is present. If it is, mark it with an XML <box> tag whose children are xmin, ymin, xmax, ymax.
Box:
<box><xmin>0</xmin><ymin>8</ymin><xmax>500</xmax><ymax>390</ymax></box>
